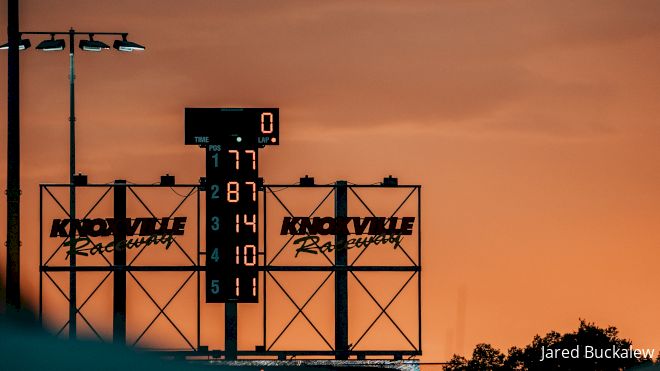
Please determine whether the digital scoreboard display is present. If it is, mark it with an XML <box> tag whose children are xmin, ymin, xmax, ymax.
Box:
<box><xmin>185</xmin><ymin>107</ymin><xmax>278</xmax><ymax>303</ymax></box>
<box><xmin>206</xmin><ymin>147</ymin><xmax>259</xmax><ymax>302</ymax></box>
<box><xmin>185</xmin><ymin>108</ymin><xmax>279</xmax><ymax>146</ymax></box>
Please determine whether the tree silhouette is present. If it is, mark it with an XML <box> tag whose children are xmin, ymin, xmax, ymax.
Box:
<box><xmin>445</xmin><ymin>344</ymin><xmax>506</xmax><ymax>371</ymax></box>
<box><xmin>444</xmin><ymin>320</ymin><xmax>656</xmax><ymax>371</ymax></box>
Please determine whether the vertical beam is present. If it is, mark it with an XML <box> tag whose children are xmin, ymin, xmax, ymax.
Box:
<box><xmin>39</xmin><ymin>186</ymin><xmax>43</xmax><ymax>324</ymax></box>
<box><xmin>196</xmin><ymin>188</ymin><xmax>201</xmax><ymax>350</ymax></box>
<box><xmin>6</xmin><ymin>0</ymin><xmax>21</xmax><ymax>312</ymax></box>
<box><xmin>417</xmin><ymin>186</ymin><xmax>422</xmax><ymax>353</ymax></box>
<box><xmin>68</xmin><ymin>29</ymin><xmax>77</xmax><ymax>339</ymax></box>
<box><xmin>334</xmin><ymin>181</ymin><xmax>348</xmax><ymax>359</ymax></box>
<box><xmin>113</xmin><ymin>180</ymin><xmax>126</xmax><ymax>345</ymax></box>
<box><xmin>225</xmin><ymin>302</ymin><xmax>237</xmax><ymax>359</ymax></box>
<box><xmin>262</xmin><ymin>186</ymin><xmax>267</xmax><ymax>349</ymax></box>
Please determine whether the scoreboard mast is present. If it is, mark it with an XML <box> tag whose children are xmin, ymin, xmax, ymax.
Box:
<box><xmin>185</xmin><ymin>108</ymin><xmax>279</xmax><ymax>303</ymax></box>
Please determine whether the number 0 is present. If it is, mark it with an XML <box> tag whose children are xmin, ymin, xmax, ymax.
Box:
<box><xmin>244</xmin><ymin>245</ymin><xmax>256</xmax><ymax>266</ymax></box>
<box><xmin>261</xmin><ymin>112</ymin><xmax>274</xmax><ymax>134</ymax></box>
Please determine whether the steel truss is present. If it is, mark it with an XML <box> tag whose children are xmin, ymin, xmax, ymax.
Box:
<box><xmin>39</xmin><ymin>181</ymin><xmax>422</xmax><ymax>360</ymax></box>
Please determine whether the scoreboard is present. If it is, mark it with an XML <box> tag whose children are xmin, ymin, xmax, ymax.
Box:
<box><xmin>185</xmin><ymin>108</ymin><xmax>279</xmax><ymax>303</ymax></box>
<box><xmin>185</xmin><ymin>108</ymin><xmax>279</xmax><ymax>146</ymax></box>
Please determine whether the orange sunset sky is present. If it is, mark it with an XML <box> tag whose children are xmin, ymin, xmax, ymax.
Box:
<box><xmin>2</xmin><ymin>0</ymin><xmax>660</xmax><ymax>363</ymax></box>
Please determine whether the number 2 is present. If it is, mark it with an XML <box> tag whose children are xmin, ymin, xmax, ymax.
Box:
<box><xmin>211</xmin><ymin>184</ymin><xmax>220</xmax><ymax>199</ymax></box>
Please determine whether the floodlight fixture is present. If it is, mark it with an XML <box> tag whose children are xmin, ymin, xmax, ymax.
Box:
<box><xmin>36</xmin><ymin>34</ymin><xmax>65</xmax><ymax>51</ymax></box>
<box><xmin>79</xmin><ymin>34</ymin><xmax>110</xmax><ymax>52</ymax></box>
<box><xmin>0</xmin><ymin>38</ymin><xmax>31</xmax><ymax>50</ymax></box>
<box><xmin>113</xmin><ymin>34</ymin><xmax>145</xmax><ymax>52</ymax></box>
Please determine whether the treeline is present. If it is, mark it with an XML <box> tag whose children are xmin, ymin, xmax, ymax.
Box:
<box><xmin>444</xmin><ymin>320</ymin><xmax>659</xmax><ymax>370</ymax></box>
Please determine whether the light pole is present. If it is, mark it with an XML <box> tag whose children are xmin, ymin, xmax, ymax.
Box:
<box><xmin>5</xmin><ymin>0</ymin><xmax>20</xmax><ymax>314</ymax></box>
<box><xmin>2</xmin><ymin>29</ymin><xmax>144</xmax><ymax>339</ymax></box>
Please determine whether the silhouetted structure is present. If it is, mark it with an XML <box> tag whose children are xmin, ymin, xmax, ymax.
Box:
<box><xmin>38</xmin><ymin>180</ymin><xmax>422</xmax><ymax>361</ymax></box>
<box><xmin>443</xmin><ymin>320</ymin><xmax>656</xmax><ymax>371</ymax></box>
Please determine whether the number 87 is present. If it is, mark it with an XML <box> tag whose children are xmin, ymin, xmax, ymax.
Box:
<box><xmin>227</xmin><ymin>181</ymin><xmax>256</xmax><ymax>202</ymax></box>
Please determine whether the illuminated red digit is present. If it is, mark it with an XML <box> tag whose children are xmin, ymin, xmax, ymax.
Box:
<box><xmin>244</xmin><ymin>245</ymin><xmax>256</xmax><ymax>266</ymax></box>
<box><xmin>228</xmin><ymin>150</ymin><xmax>239</xmax><ymax>170</ymax></box>
<box><xmin>227</xmin><ymin>181</ymin><xmax>239</xmax><ymax>202</ymax></box>
<box><xmin>246</xmin><ymin>181</ymin><xmax>256</xmax><ymax>202</ymax></box>
<box><xmin>244</xmin><ymin>214</ymin><xmax>256</xmax><ymax>233</ymax></box>
<box><xmin>246</xmin><ymin>150</ymin><xmax>256</xmax><ymax>170</ymax></box>
<box><xmin>261</xmin><ymin>112</ymin><xmax>274</xmax><ymax>134</ymax></box>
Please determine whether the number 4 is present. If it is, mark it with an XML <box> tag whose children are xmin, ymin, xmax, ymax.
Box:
<box><xmin>211</xmin><ymin>248</ymin><xmax>219</xmax><ymax>262</ymax></box>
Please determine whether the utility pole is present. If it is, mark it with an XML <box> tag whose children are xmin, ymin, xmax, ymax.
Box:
<box><xmin>6</xmin><ymin>0</ymin><xmax>21</xmax><ymax>311</ymax></box>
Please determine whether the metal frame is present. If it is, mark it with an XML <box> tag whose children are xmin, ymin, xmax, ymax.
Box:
<box><xmin>262</xmin><ymin>183</ymin><xmax>422</xmax><ymax>360</ymax></box>
<box><xmin>39</xmin><ymin>182</ymin><xmax>200</xmax><ymax>350</ymax></box>
<box><xmin>39</xmin><ymin>181</ymin><xmax>422</xmax><ymax>360</ymax></box>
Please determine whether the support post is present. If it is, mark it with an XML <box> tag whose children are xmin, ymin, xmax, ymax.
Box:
<box><xmin>5</xmin><ymin>0</ymin><xmax>21</xmax><ymax>312</ymax></box>
<box><xmin>335</xmin><ymin>181</ymin><xmax>349</xmax><ymax>359</ymax></box>
<box><xmin>68</xmin><ymin>28</ymin><xmax>77</xmax><ymax>339</ymax></box>
<box><xmin>225</xmin><ymin>302</ymin><xmax>237</xmax><ymax>359</ymax></box>
<box><xmin>113</xmin><ymin>180</ymin><xmax>126</xmax><ymax>345</ymax></box>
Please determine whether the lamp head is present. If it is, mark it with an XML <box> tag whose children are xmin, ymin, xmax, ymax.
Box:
<box><xmin>113</xmin><ymin>34</ymin><xmax>145</xmax><ymax>52</ymax></box>
<box><xmin>79</xmin><ymin>34</ymin><xmax>110</xmax><ymax>52</ymax></box>
<box><xmin>0</xmin><ymin>36</ymin><xmax>32</xmax><ymax>51</ymax></box>
<box><xmin>36</xmin><ymin>34</ymin><xmax>65</xmax><ymax>51</ymax></box>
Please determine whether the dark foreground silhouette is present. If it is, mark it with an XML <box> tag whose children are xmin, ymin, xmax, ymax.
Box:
<box><xmin>444</xmin><ymin>320</ymin><xmax>660</xmax><ymax>371</ymax></box>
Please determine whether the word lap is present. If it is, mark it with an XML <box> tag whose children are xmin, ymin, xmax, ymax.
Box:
<box><xmin>185</xmin><ymin>108</ymin><xmax>279</xmax><ymax>303</ymax></box>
